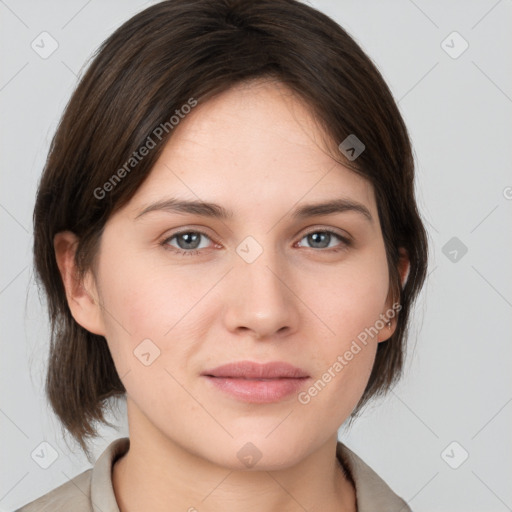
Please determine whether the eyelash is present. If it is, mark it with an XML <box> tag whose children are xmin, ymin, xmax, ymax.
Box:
<box><xmin>160</xmin><ymin>228</ymin><xmax>352</xmax><ymax>257</ymax></box>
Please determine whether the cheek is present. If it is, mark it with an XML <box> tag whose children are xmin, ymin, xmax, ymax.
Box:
<box><xmin>296</xmin><ymin>264</ymin><xmax>385</xmax><ymax>423</ymax></box>
<box><xmin>97</xmin><ymin>247</ymin><xmax>187</xmax><ymax>333</ymax></box>
<box><xmin>303</xmin><ymin>250</ymin><xmax>390</xmax><ymax>343</ymax></box>
<box><xmin>294</xmin><ymin>251</ymin><xmax>388</xmax><ymax>406</ymax></box>
<box><xmin>95</xmin><ymin>251</ymin><xmax>214</xmax><ymax>373</ymax></box>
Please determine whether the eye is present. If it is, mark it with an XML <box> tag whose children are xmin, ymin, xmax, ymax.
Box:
<box><xmin>161</xmin><ymin>228</ymin><xmax>351</xmax><ymax>257</ymax></box>
<box><xmin>161</xmin><ymin>230</ymin><xmax>215</xmax><ymax>256</ymax></box>
<box><xmin>296</xmin><ymin>229</ymin><xmax>351</xmax><ymax>252</ymax></box>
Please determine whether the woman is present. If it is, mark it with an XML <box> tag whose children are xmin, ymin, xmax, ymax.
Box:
<box><xmin>17</xmin><ymin>0</ymin><xmax>428</xmax><ymax>510</ymax></box>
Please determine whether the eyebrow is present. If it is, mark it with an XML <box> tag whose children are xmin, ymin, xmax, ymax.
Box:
<box><xmin>134</xmin><ymin>197</ymin><xmax>373</xmax><ymax>223</ymax></box>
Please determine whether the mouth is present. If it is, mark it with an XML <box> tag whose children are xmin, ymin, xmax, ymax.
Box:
<box><xmin>201</xmin><ymin>361</ymin><xmax>310</xmax><ymax>403</ymax></box>
<box><xmin>201</xmin><ymin>360</ymin><xmax>310</xmax><ymax>379</ymax></box>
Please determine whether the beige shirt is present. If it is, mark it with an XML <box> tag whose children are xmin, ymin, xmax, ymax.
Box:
<box><xmin>15</xmin><ymin>437</ymin><xmax>412</xmax><ymax>511</ymax></box>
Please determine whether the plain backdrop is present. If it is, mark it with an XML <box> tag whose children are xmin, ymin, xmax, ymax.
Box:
<box><xmin>1</xmin><ymin>1</ymin><xmax>511</xmax><ymax>511</ymax></box>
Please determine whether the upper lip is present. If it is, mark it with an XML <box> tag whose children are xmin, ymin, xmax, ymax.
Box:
<box><xmin>202</xmin><ymin>361</ymin><xmax>310</xmax><ymax>379</ymax></box>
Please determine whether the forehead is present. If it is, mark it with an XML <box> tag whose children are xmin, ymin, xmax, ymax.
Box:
<box><xmin>125</xmin><ymin>80</ymin><xmax>376</xmax><ymax>220</ymax></box>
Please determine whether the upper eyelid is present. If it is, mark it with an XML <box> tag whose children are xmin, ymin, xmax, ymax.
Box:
<box><xmin>300</xmin><ymin>226</ymin><xmax>351</xmax><ymax>239</ymax></box>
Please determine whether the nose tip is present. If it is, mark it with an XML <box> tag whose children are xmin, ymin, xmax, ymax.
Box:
<box><xmin>222</xmin><ymin>254</ymin><xmax>299</xmax><ymax>340</ymax></box>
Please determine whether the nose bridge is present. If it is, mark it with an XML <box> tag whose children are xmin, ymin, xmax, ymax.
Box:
<box><xmin>223</xmin><ymin>235</ymin><xmax>298</xmax><ymax>338</ymax></box>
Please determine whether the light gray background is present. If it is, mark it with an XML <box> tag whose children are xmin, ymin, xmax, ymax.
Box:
<box><xmin>1</xmin><ymin>1</ymin><xmax>511</xmax><ymax>511</ymax></box>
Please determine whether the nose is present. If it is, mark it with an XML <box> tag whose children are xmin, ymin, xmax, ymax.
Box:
<box><xmin>222</xmin><ymin>245</ymin><xmax>300</xmax><ymax>340</ymax></box>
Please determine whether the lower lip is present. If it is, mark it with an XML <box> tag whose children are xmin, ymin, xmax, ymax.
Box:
<box><xmin>203</xmin><ymin>376</ymin><xmax>310</xmax><ymax>403</ymax></box>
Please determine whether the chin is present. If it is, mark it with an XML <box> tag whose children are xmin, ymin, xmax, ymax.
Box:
<box><xmin>200</xmin><ymin>434</ymin><xmax>312</xmax><ymax>471</ymax></box>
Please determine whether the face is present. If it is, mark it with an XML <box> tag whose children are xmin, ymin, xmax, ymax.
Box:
<box><xmin>76</xmin><ymin>80</ymin><xmax>400</xmax><ymax>470</ymax></box>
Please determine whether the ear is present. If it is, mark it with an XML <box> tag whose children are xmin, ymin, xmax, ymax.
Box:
<box><xmin>53</xmin><ymin>231</ymin><xmax>106</xmax><ymax>336</ymax></box>
<box><xmin>378</xmin><ymin>247</ymin><xmax>410</xmax><ymax>342</ymax></box>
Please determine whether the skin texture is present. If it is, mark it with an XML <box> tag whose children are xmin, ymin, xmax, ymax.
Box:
<box><xmin>54</xmin><ymin>80</ymin><xmax>409</xmax><ymax>512</ymax></box>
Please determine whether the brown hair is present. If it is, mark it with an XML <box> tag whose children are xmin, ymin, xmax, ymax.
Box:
<box><xmin>33</xmin><ymin>0</ymin><xmax>428</xmax><ymax>459</ymax></box>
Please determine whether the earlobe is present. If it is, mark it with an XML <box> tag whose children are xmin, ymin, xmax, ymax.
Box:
<box><xmin>377</xmin><ymin>318</ymin><xmax>395</xmax><ymax>343</ymax></box>
<box><xmin>53</xmin><ymin>231</ymin><xmax>106</xmax><ymax>336</ymax></box>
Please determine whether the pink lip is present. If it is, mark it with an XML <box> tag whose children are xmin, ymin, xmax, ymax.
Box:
<box><xmin>201</xmin><ymin>361</ymin><xmax>310</xmax><ymax>403</ymax></box>
<box><xmin>202</xmin><ymin>361</ymin><xmax>310</xmax><ymax>379</ymax></box>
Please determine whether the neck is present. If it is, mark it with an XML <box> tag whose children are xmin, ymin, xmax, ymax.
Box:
<box><xmin>112</xmin><ymin>406</ymin><xmax>356</xmax><ymax>512</ymax></box>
